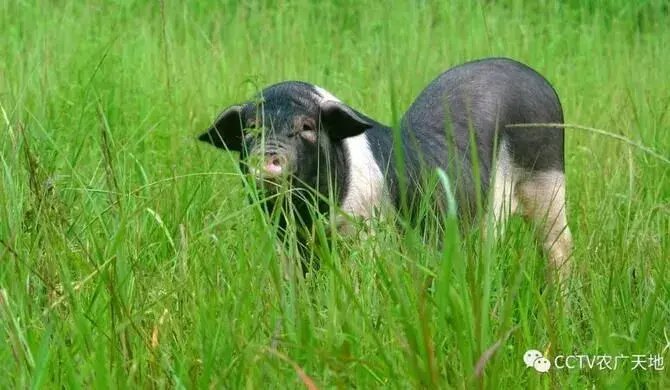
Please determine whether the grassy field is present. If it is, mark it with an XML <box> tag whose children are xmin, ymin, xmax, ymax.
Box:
<box><xmin>1</xmin><ymin>0</ymin><xmax>669</xmax><ymax>388</ymax></box>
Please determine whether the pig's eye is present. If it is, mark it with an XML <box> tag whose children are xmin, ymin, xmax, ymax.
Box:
<box><xmin>299</xmin><ymin>130</ymin><xmax>317</xmax><ymax>143</ymax></box>
<box><xmin>244</xmin><ymin>123</ymin><xmax>264</xmax><ymax>140</ymax></box>
<box><xmin>243</xmin><ymin>132</ymin><xmax>254</xmax><ymax>142</ymax></box>
<box><xmin>292</xmin><ymin>118</ymin><xmax>316</xmax><ymax>142</ymax></box>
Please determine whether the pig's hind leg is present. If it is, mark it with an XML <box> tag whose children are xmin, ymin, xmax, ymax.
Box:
<box><xmin>505</xmin><ymin>126</ymin><xmax>573</xmax><ymax>283</ymax></box>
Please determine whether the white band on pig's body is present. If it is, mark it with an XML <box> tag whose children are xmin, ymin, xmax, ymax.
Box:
<box><xmin>313</xmin><ymin>85</ymin><xmax>387</xmax><ymax>220</ymax></box>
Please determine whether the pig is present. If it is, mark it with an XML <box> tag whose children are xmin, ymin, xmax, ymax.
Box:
<box><xmin>198</xmin><ymin>57</ymin><xmax>573</xmax><ymax>279</ymax></box>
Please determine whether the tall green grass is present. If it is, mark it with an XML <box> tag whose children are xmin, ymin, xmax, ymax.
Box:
<box><xmin>1</xmin><ymin>0</ymin><xmax>668</xmax><ymax>388</ymax></box>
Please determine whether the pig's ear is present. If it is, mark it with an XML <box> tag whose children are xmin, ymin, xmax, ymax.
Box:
<box><xmin>198</xmin><ymin>105</ymin><xmax>244</xmax><ymax>151</ymax></box>
<box><xmin>319</xmin><ymin>100</ymin><xmax>372</xmax><ymax>140</ymax></box>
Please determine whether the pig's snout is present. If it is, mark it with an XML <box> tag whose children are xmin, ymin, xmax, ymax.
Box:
<box><xmin>247</xmin><ymin>151</ymin><xmax>292</xmax><ymax>191</ymax></box>
<box><xmin>262</xmin><ymin>154</ymin><xmax>287</xmax><ymax>176</ymax></box>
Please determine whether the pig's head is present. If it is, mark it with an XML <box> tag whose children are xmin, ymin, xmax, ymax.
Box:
<box><xmin>198</xmin><ymin>81</ymin><xmax>372</xmax><ymax>208</ymax></box>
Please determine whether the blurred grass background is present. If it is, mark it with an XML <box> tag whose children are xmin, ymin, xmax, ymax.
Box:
<box><xmin>0</xmin><ymin>0</ymin><xmax>668</xmax><ymax>388</ymax></box>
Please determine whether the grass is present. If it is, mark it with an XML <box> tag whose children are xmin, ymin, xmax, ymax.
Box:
<box><xmin>1</xmin><ymin>0</ymin><xmax>669</xmax><ymax>388</ymax></box>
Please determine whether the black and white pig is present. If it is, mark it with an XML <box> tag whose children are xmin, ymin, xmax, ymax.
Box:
<box><xmin>198</xmin><ymin>57</ymin><xmax>573</xmax><ymax>278</ymax></box>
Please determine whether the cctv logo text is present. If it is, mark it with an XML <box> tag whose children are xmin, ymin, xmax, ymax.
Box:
<box><xmin>554</xmin><ymin>355</ymin><xmax>628</xmax><ymax>370</ymax></box>
<box><xmin>554</xmin><ymin>354</ymin><xmax>664</xmax><ymax>371</ymax></box>
<box><xmin>525</xmin><ymin>349</ymin><xmax>665</xmax><ymax>372</ymax></box>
